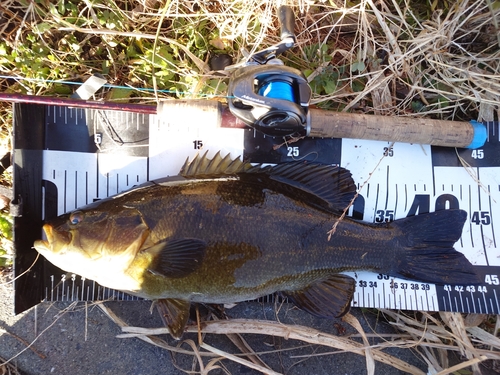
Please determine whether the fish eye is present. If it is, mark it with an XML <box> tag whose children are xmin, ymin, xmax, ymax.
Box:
<box><xmin>69</xmin><ymin>211</ymin><xmax>84</xmax><ymax>225</ymax></box>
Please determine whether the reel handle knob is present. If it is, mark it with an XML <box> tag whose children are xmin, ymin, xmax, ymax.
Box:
<box><xmin>278</xmin><ymin>6</ymin><xmax>296</xmax><ymax>43</ymax></box>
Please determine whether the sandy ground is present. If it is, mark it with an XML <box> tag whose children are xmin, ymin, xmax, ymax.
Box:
<box><xmin>0</xmin><ymin>270</ymin><xmax>430</xmax><ymax>375</ymax></box>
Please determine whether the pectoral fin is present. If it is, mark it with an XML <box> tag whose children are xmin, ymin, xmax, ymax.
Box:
<box><xmin>144</xmin><ymin>238</ymin><xmax>206</xmax><ymax>278</ymax></box>
<box><xmin>282</xmin><ymin>274</ymin><xmax>355</xmax><ymax>318</ymax></box>
<box><xmin>156</xmin><ymin>298</ymin><xmax>191</xmax><ymax>339</ymax></box>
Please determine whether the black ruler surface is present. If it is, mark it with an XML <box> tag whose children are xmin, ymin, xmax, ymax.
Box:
<box><xmin>13</xmin><ymin>102</ymin><xmax>500</xmax><ymax>314</ymax></box>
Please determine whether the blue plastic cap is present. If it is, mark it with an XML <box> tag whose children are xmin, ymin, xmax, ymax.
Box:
<box><xmin>466</xmin><ymin>120</ymin><xmax>487</xmax><ymax>149</ymax></box>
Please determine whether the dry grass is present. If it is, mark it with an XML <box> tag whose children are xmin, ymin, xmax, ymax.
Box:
<box><xmin>293</xmin><ymin>0</ymin><xmax>500</xmax><ymax>120</ymax></box>
<box><xmin>103</xmin><ymin>302</ymin><xmax>500</xmax><ymax>375</ymax></box>
<box><xmin>1</xmin><ymin>0</ymin><xmax>498</xmax><ymax>116</ymax></box>
<box><xmin>1</xmin><ymin>0</ymin><xmax>500</xmax><ymax>374</ymax></box>
<box><xmin>0</xmin><ymin>357</ymin><xmax>22</xmax><ymax>375</ymax></box>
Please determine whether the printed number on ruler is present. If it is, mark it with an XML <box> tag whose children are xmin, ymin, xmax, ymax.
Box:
<box><xmin>348</xmin><ymin>271</ymin><xmax>438</xmax><ymax>311</ymax></box>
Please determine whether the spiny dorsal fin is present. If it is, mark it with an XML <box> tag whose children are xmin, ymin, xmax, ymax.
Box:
<box><xmin>180</xmin><ymin>151</ymin><xmax>253</xmax><ymax>177</ymax></box>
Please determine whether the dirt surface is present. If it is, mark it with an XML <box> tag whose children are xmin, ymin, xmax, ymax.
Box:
<box><xmin>0</xmin><ymin>272</ymin><xmax>428</xmax><ymax>375</ymax></box>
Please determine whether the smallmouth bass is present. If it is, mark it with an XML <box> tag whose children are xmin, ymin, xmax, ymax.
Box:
<box><xmin>34</xmin><ymin>152</ymin><xmax>479</xmax><ymax>338</ymax></box>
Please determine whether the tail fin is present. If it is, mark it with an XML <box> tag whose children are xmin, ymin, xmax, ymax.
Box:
<box><xmin>391</xmin><ymin>209</ymin><xmax>480</xmax><ymax>285</ymax></box>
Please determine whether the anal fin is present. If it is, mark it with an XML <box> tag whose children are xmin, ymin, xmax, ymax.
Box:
<box><xmin>282</xmin><ymin>274</ymin><xmax>355</xmax><ymax>318</ymax></box>
<box><xmin>156</xmin><ymin>298</ymin><xmax>191</xmax><ymax>339</ymax></box>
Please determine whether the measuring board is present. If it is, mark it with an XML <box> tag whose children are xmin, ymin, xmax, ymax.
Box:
<box><xmin>13</xmin><ymin>102</ymin><xmax>500</xmax><ymax>315</ymax></box>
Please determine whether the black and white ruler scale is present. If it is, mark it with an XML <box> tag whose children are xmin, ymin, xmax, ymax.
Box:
<box><xmin>13</xmin><ymin>102</ymin><xmax>500</xmax><ymax>315</ymax></box>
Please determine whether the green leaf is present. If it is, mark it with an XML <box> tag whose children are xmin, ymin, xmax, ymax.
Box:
<box><xmin>303</xmin><ymin>69</ymin><xmax>314</xmax><ymax>78</ymax></box>
<box><xmin>108</xmin><ymin>87</ymin><xmax>133</xmax><ymax>101</ymax></box>
<box><xmin>48</xmin><ymin>3</ymin><xmax>59</xmax><ymax>16</ymax></box>
<box><xmin>351</xmin><ymin>79</ymin><xmax>365</xmax><ymax>92</ymax></box>
<box><xmin>411</xmin><ymin>100</ymin><xmax>425</xmax><ymax>113</ymax></box>
<box><xmin>101</xmin><ymin>60</ymin><xmax>110</xmax><ymax>75</ymax></box>
<box><xmin>52</xmin><ymin>84</ymin><xmax>73</xmax><ymax>95</ymax></box>
<box><xmin>58</xmin><ymin>0</ymin><xmax>66</xmax><ymax>15</ymax></box>
<box><xmin>350</xmin><ymin>61</ymin><xmax>366</xmax><ymax>73</ymax></box>
<box><xmin>0</xmin><ymin>216</ymin><xmax>12</xmax><ymax>239</ymax></box>
<box><xmin>323</xmin><ymin>80</ymin><xmax>337</xmax><ymax>94</ymax></box>
<box><xmin>35</xmin><ymin>22</ymin><xmax>52</xmax><ymax>33</ymax></box>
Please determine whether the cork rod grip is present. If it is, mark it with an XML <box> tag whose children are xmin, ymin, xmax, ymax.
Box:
<box><xmin>308</xmin><ymin>108</ymin><xmax>484</xmax><ymax>148</ymax></box>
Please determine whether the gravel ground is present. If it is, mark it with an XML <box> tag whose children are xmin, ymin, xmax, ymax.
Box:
<box><xmin>0</xmin><ymin>270</ymin><xmax>428</xmax><ymax>375</ymax></box>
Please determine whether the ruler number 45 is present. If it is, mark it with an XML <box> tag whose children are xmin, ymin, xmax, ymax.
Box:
<box><xmin>471</xmin><ymin>149</ymin><xmax>484</xmax><ymax>159</ymax></box>
<box><xmin>485</xmin><ymin>275</ymin><xmax>499</xmax><ymax>285</ymax></box>
<box><xmin>471</xmin><ymin>211</ymin><xmax>491</xmax><ymax>225</ymax></box>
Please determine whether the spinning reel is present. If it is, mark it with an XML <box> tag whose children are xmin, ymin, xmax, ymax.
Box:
<box><xmin>226</xmin><ymin>6</ymin><xmax>311</xmax><ymax>137</ymax></box>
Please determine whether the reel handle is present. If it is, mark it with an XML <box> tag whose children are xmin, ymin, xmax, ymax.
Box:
<box><xmin>278</xmin><ymin>6</ymin><xmax>296</xmax><ymax>43</ymax></box>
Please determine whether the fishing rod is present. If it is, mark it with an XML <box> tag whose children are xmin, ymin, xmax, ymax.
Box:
<box><xmin>0</xmin><ymin>6</ymin><xmax>487</xmax><ymax>149</ymax></box>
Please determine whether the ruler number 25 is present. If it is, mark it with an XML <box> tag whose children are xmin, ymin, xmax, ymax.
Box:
<box><xmin>287</xmin><ymin>147</ymin><xmax>300</xmax><ymax>157</ymax></box>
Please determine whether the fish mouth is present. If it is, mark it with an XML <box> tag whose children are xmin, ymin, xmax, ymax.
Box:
<box><xmin>33</xmin><ymin>224</ymin><xmax>55</xmax><ymax>253</ymax></box>
<box><xmin>33</xmin><ymin>239</ymin><xmax>50</xmax><ymax>252</ymax></box>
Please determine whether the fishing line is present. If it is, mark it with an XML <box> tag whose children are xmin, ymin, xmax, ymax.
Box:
<box><xmin>326</xmin><ymin>142</ymin><xmax>396</xmax><ymax>241</ymax></box>
<box><xmin>2</xmin><ymin>300</ymin><xmax>78</xmax><ymax>366</ymax></box>
<box><xmin>0</xmin><ymin>252</ymin><xmax>39</xmax><ymax>286</ymax></box>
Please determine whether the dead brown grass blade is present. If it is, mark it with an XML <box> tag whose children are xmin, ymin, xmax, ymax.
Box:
<box><xmin>119</xmin><ymin>320</ymin><xmax>424</xmax><ymax>374</ymax></box>
<box><xmin>0</xmin><ymin>356</ymin><xmax>21</xmax><ymax>375</ymax></box>
<box><xmin>223</xmin><ymin>331</ymin><xmax>272</xmax><ymax>371</ymax></box>
<box><xmin>200</xmin><ymin>343</ymin><xmax>282</xmax><ymax>375</ymax></box>
<box><xmin>98</xmin><ymin>303</ymin><xmax>216</xmax><ymax>358</ymax></box>
<box><xmin>434</xmin><ymin>355</ymin><xmax>488</xmax><ymax>375</ymax></box>
<box><xmin>343</xmin><ymin>313</ymin><xmax>375</xmax><ymax>375</ymax></box>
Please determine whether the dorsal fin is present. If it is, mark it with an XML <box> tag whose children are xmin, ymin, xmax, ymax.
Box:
<box><xmin>258</xmin><ymin>162</ymin><xmax>356</xmax><ymax>212</ymax></box>
<box><xmin>179</xmin><ymin>152</ymin><xmax>356</xmax><ymax>213</ymax></box>
<box><xmin>180</xmin><ymin>151</ymin><xmax>253</xmax><ymax>177</ymax></box>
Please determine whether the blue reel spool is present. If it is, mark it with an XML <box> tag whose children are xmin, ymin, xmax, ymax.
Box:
<box><xmin>258</xmin><ymin>79</ymin><xmax>295</xmax><ymax>102</ymax></box>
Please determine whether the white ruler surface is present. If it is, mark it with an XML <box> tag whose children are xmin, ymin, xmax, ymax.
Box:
<box><xmin>37</xmin><ymin>105</ymin><xmax>500</xmax><ymax>313</ymax></box>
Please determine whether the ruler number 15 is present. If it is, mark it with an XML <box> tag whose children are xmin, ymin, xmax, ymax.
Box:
<box><xmin>193</xmin><ymin>140</ymin><xmax>203</xmax><ymax>149</ymax></box>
